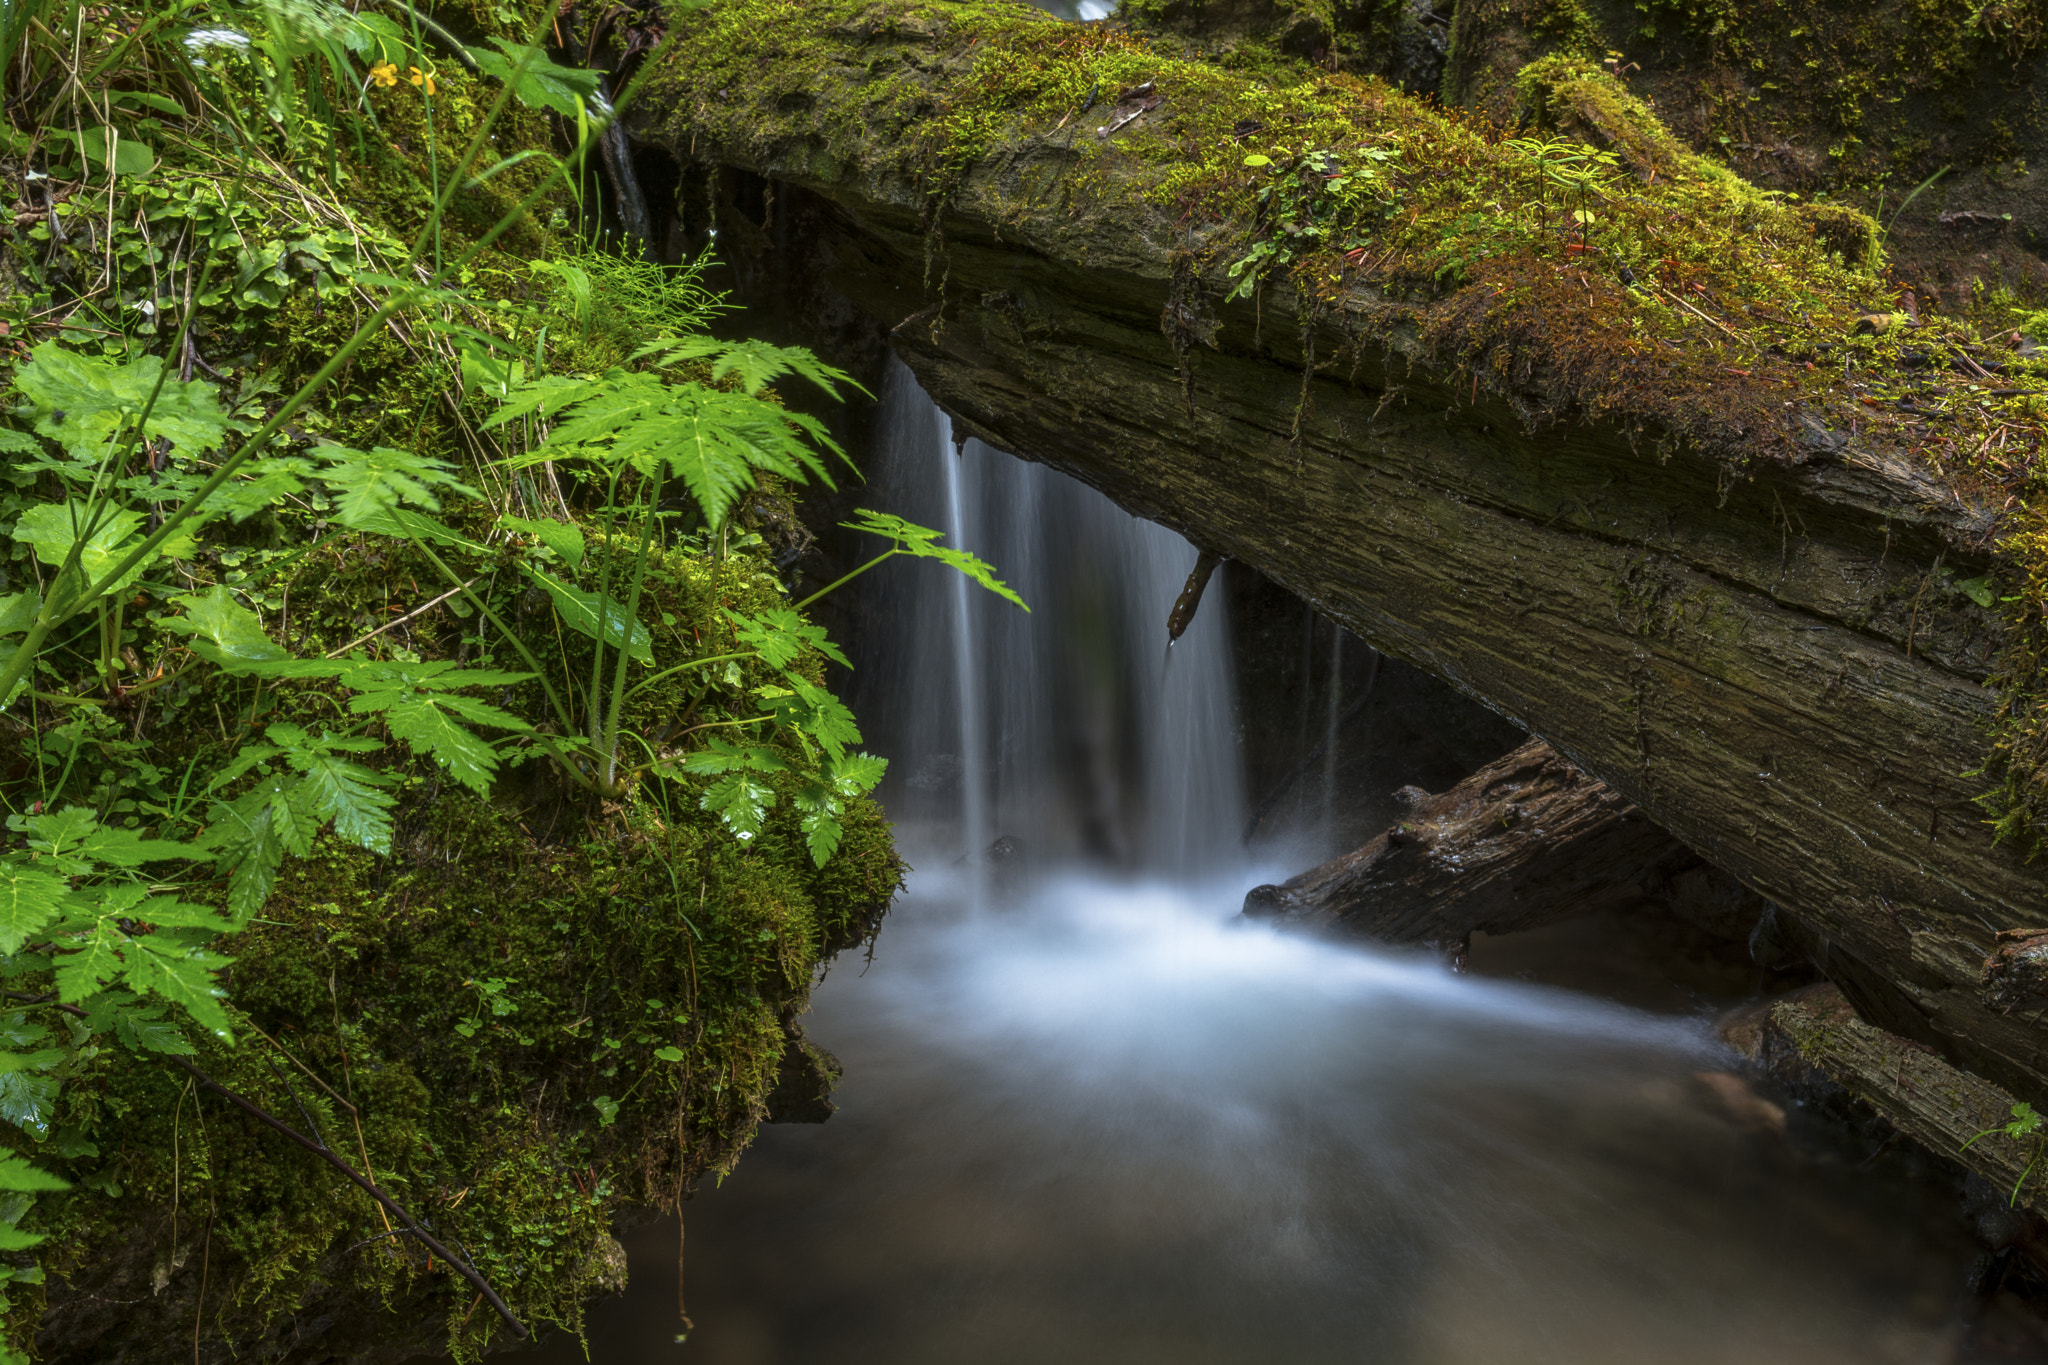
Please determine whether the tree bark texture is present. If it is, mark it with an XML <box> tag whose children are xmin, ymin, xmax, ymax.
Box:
<box><xmin>644</xmin><ymin>3</ymin><xmax>2048</xmax><ymax>1104</ymax></box>
<box><xmin>1241</xmin><ymin>739</ymin><xmax>1771</xmax><ymax>951</ymax></box>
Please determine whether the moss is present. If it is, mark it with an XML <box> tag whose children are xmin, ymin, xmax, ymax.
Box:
<box><xmin>21</xmin><ymin>777</ymin><xmax>898</xmax><ymax>1359</ymax></box>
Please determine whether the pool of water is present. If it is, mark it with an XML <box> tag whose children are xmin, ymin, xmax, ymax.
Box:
<box><xmin>509</xmin><ymin>865</ymin><xmax>1989</xmax><ymax>1365</ymax></box>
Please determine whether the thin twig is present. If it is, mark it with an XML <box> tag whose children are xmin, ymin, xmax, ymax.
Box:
<box><xmin>325</xmin><ymin>576</ymin><xmax>485</xmax><ymax>658</ymax></box>
<box><xmin>173</xmin><ymin>1058</ymin><xmax>528</xmax><ymax>1340</ymax></box>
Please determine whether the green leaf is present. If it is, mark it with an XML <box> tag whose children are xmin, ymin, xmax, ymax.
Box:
<box><xmin>524</xmin><ymin>569</ymin><xmax>653</xmax><ymax>663</ymax></box>
<box><xmin>728</xmin><ymin>608</ymin><xmax>849</xmax><ymax>670</ymax></box>
<box><xmin>844</xmin><ymin>509</ymin><xmax>1027</xmax><ymax>610</ymax></box>
<box><xmin>465</xmin><ymin>40</ymin><xmax>605</xmax><ymax>117</ymax></box>
<box><xmin>591</xmin><ymin>1093</ymin><xmax>619</xmax><ymax>1126</ymax></box>
<box><xmin>124</xmin><ymin>937</ymin><xmax>233</xmax><ymax>1040</ymax></box>
<box><xmin>15</xmin><ymin>807</ymin><xmax>196</xmax><ymax>872</ymax></box>
<box><xmin>318</xmin><ymin>444</ymin><xmax>477</xmax><ymax>529</ymax></box>
<box><xmin>12</xmin><ymin>502</ymin><xmax>160</xmax><ymax>596</ymax></box>
<box><xmin>0</xmin><ymin>1148</ymin><xmax>64</xmax><ymax>1193</ymax></box>
<box><xmin>1243</xmin><ymin>153</ymin><xmax>1272</xmax><ymax>167</ymax></box>
<box><xmin>699</xmin><ymin>772</ymin><xmax>776</xmax><ymax>842</ymax></box>
<box><xmin>11</xmin><ymin>342</ymin><xmax>238</xmax><ymax>467</ymax></box>
<box><xmin>52</xmin><ymin>920</ymin><xmax>125</xmax><ymax>1002</ymax></box>
<box><xmin>0</xmin><ymin>865</ymin><xmax>67</xmax><ymax>955</ymax></box>
<box><xmin>0</xmin><ymin>591</ymin><xmax>38</xmax><ymax>638</ymax></box>
<box><xmin>203</xmin><ymin>773</ymin><xmax>319</xmax><ymax>921</ymax></box>
<box><xmin>114</xmin><ymin>1007</ymin><xmax>194</xmax><ymax>1055</ymax></box>
<box><xmin>500</xmin><ymin>514</ymin><xmax>585</xmax><ymax>571</ymax></box>
<box><xmin>0</xmin><ymin>1066</ymin><xmax>60</xmax><ymax>1138</ymax></box>
<box><xmin>160</xmin><ymin>586</ymin><xmax>291</xmax><ymax>670</ymax></box>
<box><xmin>378</xmin><ymin>696</ymin><xmax>503</xmax><ymax>796</ymax></box>
<box><xmin>1958</xmin><ymin>576</ymin><xmax>1997</xmax><ymax>609</ymax></box>
<box><xmin>652</xmin><ymin>1045</ymin><xmax>685</xmax><ymax>1063</ymax></box>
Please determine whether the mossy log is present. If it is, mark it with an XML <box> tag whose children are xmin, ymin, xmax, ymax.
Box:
<box><xmin>1241</xmin><ymin>738</ymin><xmax>1768</xmax><ymax>951</ymax></box>
<box><xmin>644</xmin><ymin>1</ymin><xmax>2048</xmax><ymax>1104</ymax></box>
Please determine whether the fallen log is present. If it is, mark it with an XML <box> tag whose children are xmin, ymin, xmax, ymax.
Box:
<box><xmin>1242</xmin><ymin>739</ymin><xmax>1770</xmax><ymax>955</ymax></box>
<box><xmin>645</xmin><ymin>1</ymin><xmax>2048</xmax><ymax>1106</ymax></box>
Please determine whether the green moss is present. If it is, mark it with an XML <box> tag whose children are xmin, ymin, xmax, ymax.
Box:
<box><xmin>22</xmin><ymin>779</ymin><xmax>897</xmax><ymax>1359</ymax></box>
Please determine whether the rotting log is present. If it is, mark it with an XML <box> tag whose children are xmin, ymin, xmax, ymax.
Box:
<box><xmin>642</xmin><ymin>2</ymin><xmax>2048</xmax><ymax>1104</ymax></box>
<box><xmin>1242</xmin><ymin>739</ymin><xmax>1770</xmax><ymax>955</ymax></box>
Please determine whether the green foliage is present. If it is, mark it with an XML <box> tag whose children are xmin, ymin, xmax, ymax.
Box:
<box><xmin>1963</xmin><ymin>1101</ymin><xmax>2048</xmax><ymax>1205</ymax></box>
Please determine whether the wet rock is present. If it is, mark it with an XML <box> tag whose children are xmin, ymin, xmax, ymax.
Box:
<box><xmin>764</xmin><ymin>1030</ymin><xmax>843</xmax><ymax>1125</ymax></box>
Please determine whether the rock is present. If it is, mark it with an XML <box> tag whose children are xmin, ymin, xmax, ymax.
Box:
<box><xmin>764</xmin><ymin>1029</ymin><xmax>843</xmax><ymax>1125</ymax></box>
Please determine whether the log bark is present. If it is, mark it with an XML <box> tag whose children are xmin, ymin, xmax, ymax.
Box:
<box><xmin>1242</xmin><ymin>739</ymin><xmax>1770</xmax><ymax>953</ymax></box>
<box><xmin>644</xmin><ymin>2</ymin><xmax>2048</xmax><ymax>1105</ymax></box>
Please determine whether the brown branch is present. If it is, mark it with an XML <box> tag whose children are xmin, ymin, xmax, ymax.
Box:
<box><xmin>171</xmin><ymin>1058</ymin><xmax>528</xmax><ymax>1340</ymax></box>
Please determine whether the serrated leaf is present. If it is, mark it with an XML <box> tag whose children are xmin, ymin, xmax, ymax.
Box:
<box><xmin>12</xmin><ymin>502</ymin><xmax>157</xmax><ymax>596</ymax></box>
<box><xmin>499</xmin><ymin>514</ymin><xmax>585</xmax><ymax>571</ymax></box>
<box><xmin>52</xmin><ymin>922</ymin><xmax>125</xmax><ymax>1002</ymax></box>
<box><xmin>844</xmin><ymin>509</ymin><xmax>1028</xmax><ymax>610</ymax></box>
<box><xmin>0</xmin><ymin>865</ymin><xmax>67</xmax><ymax>955</ymax></box>
<box><xmin>728</xmin><ymin>608</ymin><xmax>849</xmax><ymax>670</ymax></box>
<box><xmin>700</xmin><ymin>772</ymin><xmax>775</xmax><ymax>842</ymax></box>
<box><xmin>318</xmin><ymin>444</ymin><xmax>477</xmax><ymax>529</ymax></box>
<box><xmin>0</xmin><ymin>1148</ymin><xmax>65</xmax><ymax>1193</ymax></box>
<box><xmin>160</xmin><ymin>586</ymin><xmax>291</xmax><ymax>670</ymax></box>
<box><xmin>524</xmin><ymin>569</ymin><xmax>652</xmax><ymax>662</ymax></box>
<box><xmin>382</xmin><ymin>697</ymin><xmax>501</xmax><ymax>796</ymax></box>
<box><xmin>799</xmin><ymin>801</ymin><xmax>843</xmax><ymax>866</ymax></box>
<box><xmin>203</xmin><ymin>774</ymin><xmax>310</xmax><ymax>921</ymax></box>
<box><xmin>11</xmin><ymin>342</ymin><xmax>238</xmax><ymax>468</ymax></box>
<box><xmin>124</xmin><ymin>938</ymin><xmax>233</xmax><ymax>1040</ymax></box>
<box><xmin>284</xmin><ymin>749</ymin><xmax>395</xmax><ymax>854</ymax></box>
<box><xmin>0</xmin><ymin>1070</ymin><xmax>60</xmax><ymax>1139</ymax></box>
<box><xmin>114</xmin><ymin>1007</ymin><xmax>194</xmax><ymax>1055</ymax></box>
<box><xmin>0</xmin><ymin>1225</ymin><xmax>47</xmax><ymax>1250</ymax></box>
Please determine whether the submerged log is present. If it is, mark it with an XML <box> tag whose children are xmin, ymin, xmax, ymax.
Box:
<box><xmin>1242</xmin><ymin>739</ymin><xmax>1770</xmax><ymax>952</ymax></box>
<box><xmin>646</xmin><ymin>2</ymin><xmax>2048</xmax><ymax>1104</ymax></box>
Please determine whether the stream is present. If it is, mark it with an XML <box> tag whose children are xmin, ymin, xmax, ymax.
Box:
<box><xmin>476</xmin><ymin>365</ymin><xmax>2012</xmax><ymax>1363</ymax></box>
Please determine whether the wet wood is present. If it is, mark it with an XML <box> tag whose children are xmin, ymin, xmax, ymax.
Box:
<box><xmin>1242</xmin><ymin>739</ymin><xmax>1767</xmax><ymax>953</ymax></box>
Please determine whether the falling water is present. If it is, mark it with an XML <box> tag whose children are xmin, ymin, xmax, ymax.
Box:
<box><xmin>854</xmin><ymin>359</ymin><xmax>1243</xmax><ymax>879</ymax></box>
<box><xmin>513</xmin><ymin>366</ymin><xmax>1991</xmax><ymax>1365</ymax></box>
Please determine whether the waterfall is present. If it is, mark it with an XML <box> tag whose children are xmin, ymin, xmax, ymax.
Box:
<box><xmin>853</xmin><ymin>359</ymin><xmax>1244</xmax><ymax>881</ymax></box>
<box><xmin>526</xmin><ymin>360</ymin><xmax>1996</xmax><ymax>1365</ymax></box>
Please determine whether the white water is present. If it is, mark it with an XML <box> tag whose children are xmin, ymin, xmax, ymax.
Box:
<box><xmin>520</xmin><ymin>366</ymin><xmax>1987</xmax><ymax>1365</ymax></box>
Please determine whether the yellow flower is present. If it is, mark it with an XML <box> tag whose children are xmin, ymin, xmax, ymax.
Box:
<box><xmin>408</xmin><ymin>65</ymin><xmax>435</xmax><ymax>95</ymax></box>
<box><xmin>368</xmin><ymin>60</ymin><xmax>397</xmax><ymax>87</ymax></box>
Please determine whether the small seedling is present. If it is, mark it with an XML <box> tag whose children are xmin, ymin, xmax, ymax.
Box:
<box><xmin>1962</xmin><ymin>1100</ymin><xmax>2046</xmax><ymax>1205</ymax></box>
